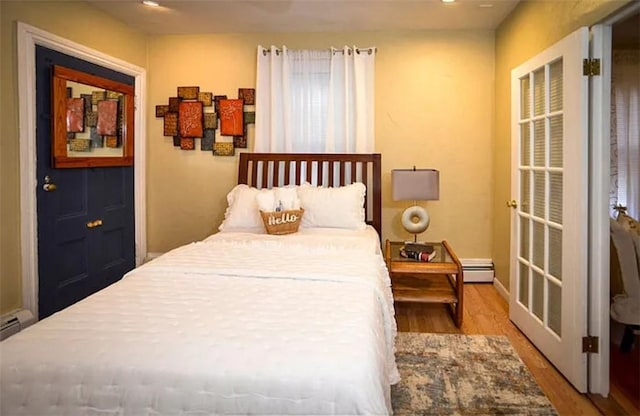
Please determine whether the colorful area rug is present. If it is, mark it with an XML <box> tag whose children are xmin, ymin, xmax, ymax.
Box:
<box><xmin>391</xmin><ymin>333</ymin><xmax>557</xmax><ymax>415</ymax></box>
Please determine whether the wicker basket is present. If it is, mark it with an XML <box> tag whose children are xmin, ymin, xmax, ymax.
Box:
<box><xmin>259</xmin><ymin>209</ymin><xmax>304</xmax><ymax>235</ymax></box>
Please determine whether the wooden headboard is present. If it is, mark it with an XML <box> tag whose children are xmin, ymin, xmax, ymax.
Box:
<box><xmin>238</xmin><ymin>153</ymin><xmax>382</xmax><ymax>237</ymax></box>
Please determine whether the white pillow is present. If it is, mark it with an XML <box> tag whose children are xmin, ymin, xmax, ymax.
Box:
<box><xmin>219</xmin><ymin>184</ymin><xmax>302</xmax><ymax>231</ymax></box>
<box><xmin>274</xmin><ymin>187</ymin><xmax>300</xmax><ymax>211</ymax></box>
<box><xmin>218</xmin><ymin>184</ymin><xmax>263</xmax><ymax>231</ymax></box>
<box><xmin>255</xmin><ymin>187</ymin><xmax>301</xmax><ymax>212</ymax></box>
<box><xmin>297</xmin><ymin>182</ymin><xmax>366</xmax><ymax>230</ymax></box>
<box><xmin>255</xmin><ymin>190</ymin><xmax>276</xmax><ymax>212</ymax></box>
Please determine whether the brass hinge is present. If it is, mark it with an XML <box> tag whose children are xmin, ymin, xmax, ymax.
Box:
<box><xmin>582</xmin><ymin>336</ymin><xmax>599</xmax><ymax>353</ymax></box>
<box><xmin>583</xmin><ymin>58</ymin><xmax>601</xmax><ymax>76</ymax></box>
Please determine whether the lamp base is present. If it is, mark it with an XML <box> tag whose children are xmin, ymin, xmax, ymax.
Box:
<box><xmin>401</xmin><ymin>205</ymin><xmax>430</xmax><ymax>238</ymax></box>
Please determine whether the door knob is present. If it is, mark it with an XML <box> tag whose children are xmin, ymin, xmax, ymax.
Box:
<box><xmin>506</xmin><ymin>200</ymin><xmax>518</xmax><ymax>208</ymax></box>
<box><xmin>43</xmin><ymin>175</ymin><xmax>57</xmax><ymax>192</ymax></box>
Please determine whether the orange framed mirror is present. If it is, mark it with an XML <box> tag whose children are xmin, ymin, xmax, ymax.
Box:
<box><xmin>51</xmin><ymin>65</ymin><xmax>134</xmax><ymax>168</ymax></box>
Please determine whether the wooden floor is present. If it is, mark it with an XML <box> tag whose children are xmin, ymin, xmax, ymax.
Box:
<box><xmin>394</xmin><ymin>283</ymin><xmax>636</xmax><ymax>416</ymax></box>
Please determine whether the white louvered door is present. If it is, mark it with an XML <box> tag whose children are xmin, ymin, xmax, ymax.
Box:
<box><xmin>509</xmin><ymin>27</ymin><xmax>589</xmax><ymax>392</ymax></box>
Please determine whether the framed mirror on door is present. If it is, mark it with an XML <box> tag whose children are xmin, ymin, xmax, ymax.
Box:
<box><xmin>51</xmin><ymin>65</ymin><xmax>134</xmax><ymax>168</ymax></box>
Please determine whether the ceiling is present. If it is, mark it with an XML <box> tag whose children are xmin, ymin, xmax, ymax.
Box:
<box><xmin>85</xmin><ymin>0</ymin><xmax>521</xmax><ymax>35</ymax></box>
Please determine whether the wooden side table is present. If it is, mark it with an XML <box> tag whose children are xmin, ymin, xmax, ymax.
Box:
<box><xmin>385</xmin><ymin>240</ymin><xmax>464</xmax><ymax>327</ymax></box>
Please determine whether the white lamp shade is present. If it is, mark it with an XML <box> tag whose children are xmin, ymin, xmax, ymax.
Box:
<box><xmin>392</xmin><ymin>169</ymin><xmax>440</xmax><ymax>201</ymax></box>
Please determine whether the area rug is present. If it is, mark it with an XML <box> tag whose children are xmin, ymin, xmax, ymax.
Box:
<box><xmin>391</xmin><ymin>333</ymin><xmax>558</xmax><ymax>415</ymax></box>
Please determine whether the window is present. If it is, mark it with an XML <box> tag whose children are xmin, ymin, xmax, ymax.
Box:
<box><xmin>255</xmin><ymin>45</ymin><xmax>376</xmax><ymax>153</ymax></box>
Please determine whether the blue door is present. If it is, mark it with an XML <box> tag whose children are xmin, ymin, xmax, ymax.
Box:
<box><xmin>36</xmin><ymin>46</ymin><xmax>135</xmax><ymax>319</ymax></box>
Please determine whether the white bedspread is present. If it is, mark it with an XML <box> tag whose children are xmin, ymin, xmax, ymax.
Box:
<box><xmin>1</xmin><ymin>229</ymin><xmax>398</xmax><ymax>415</ymax></box>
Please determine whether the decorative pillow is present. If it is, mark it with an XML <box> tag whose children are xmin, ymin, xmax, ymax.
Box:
<box><xmin>255</xmin><ymin>190</ymin><xmax>276</xmax><ymax>213</ymax></box>
<box><xmin>255</xmin><ymin>187</ymin><xmax>301</xmax><ymax>212</ymax></box>
<box><xmin>219</xmin><ymin>184</ymin><xmax>301</xmax><ymax>232</ymax></box>
<box><xmin>218</xmin><ymin>184</ymin><xmax>263</xmax><ymax>231</ymax></box>
<box><xmin>274</xmin><ymin>187</ymin><xmax>300</xmax><ymax>211</ymax></box>
<box><xmin>297</xmin><ymin>182</ymin><xmax>366</xmax><ymax>230</ymax></box>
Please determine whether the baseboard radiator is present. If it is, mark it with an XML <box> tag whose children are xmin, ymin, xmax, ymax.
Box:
<box><xmin>1</xmin><ymin>309</ymin><xmax>35</xmax><ymax>341</ymax></box>
<box><xmin>461</xmin><ymin>259</ymin><xmax>494</xmax><ymax>283</ymax></box>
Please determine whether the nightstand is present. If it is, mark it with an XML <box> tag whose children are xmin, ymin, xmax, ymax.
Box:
<box><xmin>385</xmin><ymin>240</ymin><xmax>464</xmax><ymax>327</ymax></box>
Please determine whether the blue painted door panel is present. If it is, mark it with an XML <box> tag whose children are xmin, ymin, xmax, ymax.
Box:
<box><xmin>36</xmin><ymin>46</ymin><xmax>135</xmax><ymax>319</ymax></box>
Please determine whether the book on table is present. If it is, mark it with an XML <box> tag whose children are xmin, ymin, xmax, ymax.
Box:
<box><xmin>404</xmin><ymin>243</ymin><xmax>434</xmax><ymax>253</ymax></box>
<box><xmin>399</xmin><ymin>243</ymin><xmax>437</xmax><ymax>262</ymax></box>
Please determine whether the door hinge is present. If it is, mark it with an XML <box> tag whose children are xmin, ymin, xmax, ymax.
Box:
<box><xmin>583</xmin><ymin>58</ymin><xmax>601</xmax><ymax>76</ymax></box>
<box><xmin>582</xmin><ymin>336</ymin><xmax>599</xmax><ymax>353</ymax></box>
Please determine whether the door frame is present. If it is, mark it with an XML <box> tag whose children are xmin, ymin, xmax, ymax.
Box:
<box><xmin>588</xmin><ymin>22</ymin><xmax>612</xmax><ymax>398</ymax></box>
<box><xmin>589</xmin><ymin>1</ymin><xmax>640</xmax><ymax>396</ymax></box>
<box><xmin>17</xmin><ymin>22</ymin><xmax>147</xmax><ymax>319</ymax></box>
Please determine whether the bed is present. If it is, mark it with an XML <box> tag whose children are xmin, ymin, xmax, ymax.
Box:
<box><xmin>1</xmin><ymin>153</ymin><xmax>399</xmax><ymax>415</ymax></box>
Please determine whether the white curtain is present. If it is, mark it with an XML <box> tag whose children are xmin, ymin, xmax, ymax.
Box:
<box><xmin>255</xmin><ymin>45</ymin><xmax>375</xmax><ymax>153</ymax></box>
<box><xmin>610</xmin><ymin>50</ymin><xmax>640</xmax><ymax>219</ymax></box>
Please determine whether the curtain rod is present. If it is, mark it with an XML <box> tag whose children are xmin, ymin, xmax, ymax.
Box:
<box><xmin>262</xmin><ymin>47</ymin><xmax>376</xmax><ymax>56</ymax></box>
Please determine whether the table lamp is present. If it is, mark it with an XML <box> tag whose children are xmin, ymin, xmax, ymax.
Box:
<box><xmin>392</xmin><ymin>167</ymin><xmax>440</xmax><ymax>242</ymax></box>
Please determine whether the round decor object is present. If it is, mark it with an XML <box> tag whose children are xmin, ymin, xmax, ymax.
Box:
<box><xmin>401</xmin><ymin>205</ymin><xmax>430</xmax><ymax>234</ymax></box>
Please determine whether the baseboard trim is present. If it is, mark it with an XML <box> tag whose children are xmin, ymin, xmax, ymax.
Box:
<box><xmin>493</xmin><ymin>278</ymin><xmax>509</xmax><ymax>301</ymax></box>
